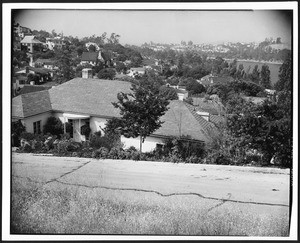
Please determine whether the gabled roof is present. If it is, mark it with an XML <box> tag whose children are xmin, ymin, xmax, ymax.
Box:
<box><xmin>18</xmin><ymin>85</ymin><xmax>51</xmax><ymax>95</ymax></box>
<box><xmin>184</xmin><ymin>102</ymin><xmax>216</xmax><ymax>139</ymax></box>
<box><xmin>21</xmin><ymin>35</ymin><xmax>43</xmax><ymax>44</ymax></box>
<box><xmin>192</xmin><ymin>97</ymin><xmax>225</xmax><ymax>115</ymax></box>
<box><xmin>81</xmin><ymin>52</ymin><xmax>98</xmax><ymax>62</ymax></box>
<box><xmin>12</xmin><ymin>90</ymin><xmax>52</xmax><ymax>118</ymax></box>
<box><xmin>48</xmin><ymin>78</ymin><xmax>132</xmax><ymax>118</ymax></box>
<box><xmin>153</xmin><ymin>100</ymin><xmax>214</xmax><ymax>143</ymax></box>
<box><xmin>210</xmin><ymin>115</ymin><xmax>226</xmax><ymax>127</ymax></box>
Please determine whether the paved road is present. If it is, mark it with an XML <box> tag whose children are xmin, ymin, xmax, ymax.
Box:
<box><xmin>12</xmin><ymin>153</ymin><xmax>290</xmax><ymax>207</ymax></box>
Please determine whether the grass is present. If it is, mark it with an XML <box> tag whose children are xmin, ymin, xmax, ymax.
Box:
<box><xmin>11</xmin><ymin>177</ymin><xmax>290</xmax><ymax>236</ymax></box>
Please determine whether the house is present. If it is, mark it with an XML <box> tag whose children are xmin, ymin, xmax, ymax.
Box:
<box><xmin>20</xmin><ymin>35</ymin><xmax>44</xmax><ymax>54</ymax></box>
<box><xmin>12</xmin><ymin>75</ymin><xmax>218</xmax><ymax>152</ymax></box>
<box><xmin>199</xmin><ymin>74</ymin><xmax>234</xmax><ymax>87</ymax></box>
<box><xmin>35</xmin><ymin>58</ymin><xmax>56</xmax><ymax>70</ymax></box>
<box><xmin>127</xmin><ymin>67</ymin><xmax>146</xmax><ymax>77</ymax></box>
<box><xmin>242</xmin><ymin>96</ymin><xmax>268</xmax><ymax>105</ymax></box>
<box><xmin>14</xmin><ymin>66</ymin><xmax>52</xmax><ymax>83</ymax></box>
<box><xmin>80</xmin><ymin>51</ymin><xmax>112</xmax><ymax>67</ymax></box>
<box><xmin>45</xmin><ymin>37</ymin><xmax>65</xmax><ymax>50</ymax></box>
<box><xmin>80</xmin><ymin>52</ymin><xmax>99</xmax><ymax>66</ymax></box>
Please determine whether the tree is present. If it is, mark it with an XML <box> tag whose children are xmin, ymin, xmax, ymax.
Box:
<box><xmin>54</xmin><ymin>44</ymin><xmax>75</xmax><ymax>84</ymax></box>
<box><xmin>260</xmin><ymin>64</ymin><xmax>271</xmax><ymax>89</ymax></box>
<box><xmin>97</xmin><ymin>68</ymin><xmax>116</xmax><ymax>80</ymax></box>
<box><xmin>274</xmin><ymin>54</ymin><xmax>292</xmax><ymax>92</ymax></box>
<box><xmin>276</xmin><ymin>37</ymin><xmax>282</xmax><ymax>44</ymax></box>
<box><xmin>88</xmin><ymin>44</ymin><xmax>96</xmax><ymax>52</ymax></box>
<box><xmin>188</xmin><ymin>40</ymin><xmax>193</xmax><ymax>46</ymax></box>
<box><xmin>108</xmin><ymin>33</ymin><xmax>120</xmax><ymax>44</ymax></box>
<box><xmin>185</xmin><ymin>79</ymin><xmax>206</xmax><ymax>95</ymax></box>
<box><xmin>109</xmin><ymin>74</ymin><xmax>170</xmax><ymax>151</ymax></box>
<box><xmin>250</xmin><ymin>65</ymin><xmax>260</xmax><ymax>84</ymax></box>
<box><xmin>159</xmin><ymin>86</ymin><xmax>178</xmax><ymax>100</ymax></box>
<box><xmin>115</xmin><ymin>61</ymin><xmax>127</xmax><ymax>73</ymax></box>
<box><xmin>12</xmin><ymin>120</ymin><xmax>26</xmax><ymax>146</ymax></box>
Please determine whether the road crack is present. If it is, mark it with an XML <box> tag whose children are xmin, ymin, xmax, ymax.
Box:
<box><xmin>45</xmin><ymin>160</ymin><xmax>92</xmax><ymax>184</ymax></box>
<box><xmin>53</xmin><ymin>180</ymin><xmax>289</xmax><ymax>207</ymax></box>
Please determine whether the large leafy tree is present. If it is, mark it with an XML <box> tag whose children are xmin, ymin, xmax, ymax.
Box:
<box><xmin>108</xmin><ymin>73</ymin><xmax>170</xmax><ymax>151</ymax></box>
<box><xmin>185</xmin><ymin>79</ymin><xmax>206</xmax><ymax>95</ymax></box>
<box><xmin>54</xmin><ymin>44</ymin><xmax>76</xmax><ymax>84</ymax></box>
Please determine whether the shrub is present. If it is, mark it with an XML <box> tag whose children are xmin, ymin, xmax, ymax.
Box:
<box><xmin>43</xmin><ymin>116</ymin><xmax>64</xmax><ymax>138</ymax></box>
<box><xmin>12</xmin><ymin>120</ymin><xmax>26</xmax><ymax>147</ymax></box>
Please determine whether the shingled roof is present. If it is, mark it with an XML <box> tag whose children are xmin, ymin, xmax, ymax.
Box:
<box><xmin>153</xmin><ymin>100</ymin><xmax>214</xmax><ymax>143</ymax></box>
<box><xmin>12</xmin><ymin>90</ymin><xmax>52</xmax><ymax>118</ymax></box>
<box><xmin>18</xmin><ymin>85</ymin><xmax>51</xmax><ymax>95</ymax></box>
<box><xmin>48</xmin><ymin>78</ymin><xmax>132</xmax><ymax>118</ymax></box>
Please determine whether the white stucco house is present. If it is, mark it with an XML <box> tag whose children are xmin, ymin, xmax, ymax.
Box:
<box><xmin>12</xmin><ymin>77</ymin><xmax>216</xmax><ymax>152</ymax></box>
<box><xmin>127</xmin><ymin>67</ymin><xmax>146</xmax><ymax>77</ymax></box>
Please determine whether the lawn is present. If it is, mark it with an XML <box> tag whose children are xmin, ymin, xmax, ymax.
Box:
<box><xmin>11</xmin><ymin>176</ymin><xmax>289</xmax><ymax>236</ymax></box>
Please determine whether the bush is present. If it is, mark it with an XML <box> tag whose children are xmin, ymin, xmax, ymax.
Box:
<box><xmin>43</xmin><ymin>116</ymin><xmax>64</xmax><ymax>138</ymax></box>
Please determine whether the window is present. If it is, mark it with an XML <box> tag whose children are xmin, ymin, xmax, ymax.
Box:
<box><xmin>33</xmin><ymin>120</ymin><xmax>41</xmax><ymax>134</ymax></box>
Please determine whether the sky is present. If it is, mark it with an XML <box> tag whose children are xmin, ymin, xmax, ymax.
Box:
<box><xmin>13</xmin><ymin>9</ymin><xmax>292</xmax><ymax>45</ymax></box>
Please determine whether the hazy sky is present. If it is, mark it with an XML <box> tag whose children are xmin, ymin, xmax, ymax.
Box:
<box><xmin>13</xmin><ymin>9</ymin><xmax>292</xmax><ymax>45</ymax></box>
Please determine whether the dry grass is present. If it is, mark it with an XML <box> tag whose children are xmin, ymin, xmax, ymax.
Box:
<box><xmin>11</xmin><ymin>177</ymin><xmax>290</xmax><ymax>236</ymax></box>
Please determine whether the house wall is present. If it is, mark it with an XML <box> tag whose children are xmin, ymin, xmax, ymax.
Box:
<box><xmin>53</xmin><ymin>113</ymin><xmax>164</xmax><ymax>151</ymax></box>
<box><xmin>22</xmin><ymin>112</ymin><xmax>52</xmax><ymax>134</ymax></box>
<box><xmin>121</xmin><ymin>136</ymin><xmax>164</xmax><ymax>153</ymax></box>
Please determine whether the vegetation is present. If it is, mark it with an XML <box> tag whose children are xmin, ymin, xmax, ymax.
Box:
<box><xmin>97</xmin><ymin>68</ymin><xmax>116</xmax><ymax>80</ymax></box>
<box><xmin>109</xmin><ymin>73</ymin><xmax>170</xmax><ymax>152</ymax></box>
<box><xmin>11</xmin><ymin>175</ymin><xmax>290</xmax><ymax>235</ymax></box>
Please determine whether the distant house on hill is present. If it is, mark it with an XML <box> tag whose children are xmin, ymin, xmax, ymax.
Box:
<box><xmin>199</xmin><ymin>74</ymin><xmax>234</xmax><ymax>87</ymax></box>
<box><xmin>242</xmin><ymin>96</ymin><xmax>268</xmax><ymax>105</ymax></box>
<box><xmin>80</xmin><ymin>52</ymin><xmax>99</xmax><ymax>66</ymax></box>
<box><xmin>45</xmin><ymin>37</ymin><xmax>65</xmax><ymax>50</ymax></box>
<box><xmin>35</xmin><ymin>58</ymin><xmax>56</xmax><ymax>70</ymax></box>
<box><xmin>12</xmin><ymin>71</ymin><xmax>218</xmax><ymax>152</ymax></box>
<box><xmin>127</xmin><ymin>67</ymin><xmax>146</xmax><ymax>77</ymax></box>
<box><xmin>80</xmin><ymin>51</ymin><xmax>112</xmax><ymax>67</ymax></box>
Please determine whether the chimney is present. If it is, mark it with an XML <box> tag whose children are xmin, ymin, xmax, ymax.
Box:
<box><xmin>196</xmin><ymin>111</ymin><xmax>210</xmax><ymax>122</ymax></box>
<box><xmin>82</xmin><ymin>68</ymin><xmax>93</xmax><ymax>79</ymax></box>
